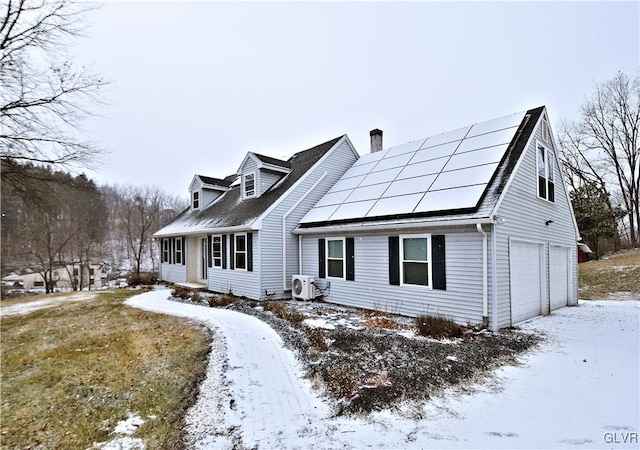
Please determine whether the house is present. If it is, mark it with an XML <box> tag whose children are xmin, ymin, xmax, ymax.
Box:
<box><xmin>153</xmin><ymin>135</ymin><xmax>359</xmax><ymax>299</ymax></box>
<box><xmin>295</xmin><ymin>106</ymin><xmax>580</xmax><ymax>330</ymax></box>
<box><xmin>2</xmin><ymin>264</ymin><xmax>104</xmax><ymax>291</ymax></box>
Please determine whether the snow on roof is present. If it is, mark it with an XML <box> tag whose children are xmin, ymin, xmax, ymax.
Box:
<box><xmin>300</xmin><ymin>108</ymin><xmax>542</xmax><ymax>227</ymax></box>
<box><xmin>154</xmin><ymin>136</ymin><xmax>344</xmax><ymax>237</ymax></box>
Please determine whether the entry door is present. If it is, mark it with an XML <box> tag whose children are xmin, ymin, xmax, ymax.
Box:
<box><xmin>510</xmin><ymin>240</ymin><xmax>543</xmax><ymax>324</ymax></box>
<box><xmin>200</xmin><ymin>238</ymin><xmax>208</xmax><ymax>280</ymax></box>
<box><xmin>550</xmin><ymin>246</ymin><xmax>570</xmax><ymax>310</ymax></box>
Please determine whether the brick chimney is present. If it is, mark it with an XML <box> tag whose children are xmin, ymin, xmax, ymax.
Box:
<box><xmin>370</xmin><ymin>129</ymin><xmax>383</xmax><ymax>153</ymax></box>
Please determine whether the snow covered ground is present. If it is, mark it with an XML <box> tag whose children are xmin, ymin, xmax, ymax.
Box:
<box><xmin>126</xmin><ymin>290</ymin><xmax>639</xmax><ymax>449</ymax></box>
<box><xmin>0</xmin><ymin>292</ymin><xmax>98</xmax><ymax>316</ymax></box>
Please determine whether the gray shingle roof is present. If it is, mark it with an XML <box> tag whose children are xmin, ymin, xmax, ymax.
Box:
<box><xmin>155</xmin><ymin>136</ymin><xmax>344</xmax><ymax>236</ymax></box>
<box><xmin>197</xmin><ymin>175</ymin><xmax>235</xmax><ymax>187</ymax></box>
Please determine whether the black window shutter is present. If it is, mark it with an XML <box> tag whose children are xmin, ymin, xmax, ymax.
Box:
<box><xmin>247</xmin><ymin>233</ymin><xmax>253</xmax><ymax>272</ymax></box>
<box><xmin>389</xmin><ymin>236</ymin><xmax>400</xmax><ymax>285</ymax></box>
<box><xmin>432</xmin><ymin>235</ymin><xmax>446</xmax><ymax>290</ymax></box>
<box><xmin>207</xmin><ymin>235</ymin><xmax>212</xmax><ymax>268</ymax></box>
<box><xmin>318</xmin><ymin>239</ymin><xmax>325</xmax><ymax>278</ymax></box>
<box><xmin>222</xmin><ymin>235</ymin><xmax>227</xmax><ymax>269</ymax></box>
<box><xmin>346</xmin><ymin>237</ymin><xmax>355</xmax><ymax>281</ymax></box>
<box><xmin>229</xmin><ymin>233</ymin><xmax>235</xmax><ymax>270</ymax></box>
<box><xmin>182</xmin><ymin>237</ymin><xmax>186</xmax><ymax>265</ymax></box>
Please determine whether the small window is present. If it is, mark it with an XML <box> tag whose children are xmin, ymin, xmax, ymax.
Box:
<box><xmin>212</xmin><ymin>235</ymin><xmax>222</xmax><ymax>268</ymax></box>
<box><xmin>34</xmin><ymin>281</ymin><xmax>44</xmax><ymax>287</ymax></box>
<box><xmin>235</xmin><ymin>234</ymin><xmax>247</xmax><ymax>270</ymax></box>
<box><xmin>244</xmin><ymin>173</ymin><xmax>255</xmax><ymax>198</ymax></box>
<box><xmin>401</xmin><ymin>235</ymin><xmax>430</xmax><ymax>286</ymax></box>
<box><xmin>192</xmin><ymin>191</ymin><xmax>200</xmax><ymax>209</ymax></box>
<box><xmin>541</xmin><ymin>116</ymin><xmax>551</xmax><ymax>143</ymax></box>
<box><xmin>537</xmin><ymin>142</ymin><xmax>555</xmax><ymax>202</ymax></box>
<box><xmin>327</xmin><ymin>238</ymin><xmax>345</xmax><ymax>278</ymax></box>
<box><xmin>175</xmin><ymin>238</ymin><xmax>183</xmax><ymax>264</ymax></box>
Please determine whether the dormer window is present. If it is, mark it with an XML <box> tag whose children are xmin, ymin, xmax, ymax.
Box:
<box><xmin>192</xmin><ymin>191</ymin><xmax>200</xmax><ymax>210</ymax></box>
<box><xmin>244</xmin><ymin>172</ymin><xmax>256</xmax><ymax>198</ymax></box>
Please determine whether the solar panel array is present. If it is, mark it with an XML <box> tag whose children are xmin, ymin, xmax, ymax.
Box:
<box><xmin>300</xmin><ymin>111</ymin><xmax>526</xmax><ymax>224</ymax></box>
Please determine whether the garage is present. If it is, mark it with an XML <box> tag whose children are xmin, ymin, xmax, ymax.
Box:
<box><xmin>510</xmin><ymin>240</ymin><xmax>543</xmax><ymax>324</ymax></box>
<box><xmin>550</xmin><ymin>246</ymin><xmax>570</xmax><ymax>311</ymax></box>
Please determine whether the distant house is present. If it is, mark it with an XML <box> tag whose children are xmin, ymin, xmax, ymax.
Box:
<box><xmin>2</xmin><ymin>264</ymin><xmax>104</xmax><ymax>291</ymax></box>
<box><xmin>296</xmin><ymin>106</ymin><xmax>580</xmax><ymax>330</ymax></box>
<box><xmin>153</xmin><ymin>136</ymin><xmax>359</xmax><ymax>299</ymax></box>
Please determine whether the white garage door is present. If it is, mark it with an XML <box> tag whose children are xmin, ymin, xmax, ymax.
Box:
<box><xmin>510</xmin><ymin>240</ymin><xmax>542</xmax><ymax>324</ymax></box>
<box><xmin>550</xmin><ymin>246</ymin><xmax>570</xmax><ymax>311</ymax></box>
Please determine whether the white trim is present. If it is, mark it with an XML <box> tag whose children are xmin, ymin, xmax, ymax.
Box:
<box><xmin>211</xmin><ymin>234</ymin><xmax>223</xmax><ymax>269</ymax></box>
<box><xmin>243</xmin><ymin>171</ymin><xmax>256</xmax><ymax>199</ymax></box>
<box><xmin>399</xmin><ymin>233</ymin><xmax>432</xmax><ymax>288</ymax></box>
<box><xmin>326</xmin><ymin>237</ymin><xmax>346</xmax><ymax>279</ymax></box>
<box><xmin>294</xmin><ymin>216</ymin><xmax>494</xmax><ymax>235</ymax></box>
<box><xmin>233</xmin><ymin>233</ymin><xmax>248</xmax><ymax>271</ymax></box>
<box><xmin>154</xmin><ymin>225</ymin><xmax>254</xmax><ymax>238</ymax></box>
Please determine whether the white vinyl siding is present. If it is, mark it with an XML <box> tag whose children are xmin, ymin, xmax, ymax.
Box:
<box><xmin>206</xmin><ymin>234</ymin><xmax>261</xmax><ymax>299</ymax></box>
<box><xmin>301</xmin><ymin>228</ymin><xmax>485</xmax><ymax>325</ymax></box>
<box><xmin>493</xmin><ymin>117</ymin><xmax>578</xmax><ymax>328</ymax></box>
<box><xmin>259</xmin><ymin>138</ymin><xmax>358</xmax><ymax>299</ymax></box>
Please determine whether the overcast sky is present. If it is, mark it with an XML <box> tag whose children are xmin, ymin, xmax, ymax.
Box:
<box><xmin>75</xmin><ymin>1</ymin><xmax>639</xmax><ymax>199</ymax></box>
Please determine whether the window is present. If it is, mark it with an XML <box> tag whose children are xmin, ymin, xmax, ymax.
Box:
<box><xmin>235</xmin><ymin>234</ymin><xmax>247</xmax><ymax>270</ymax></box>
<box><xmin>192</xmin><ymin>191</ymin><xmax>199</xmax><ymax>209</ymax></box>
<box><xmin>537</xmin><ymin>142</ymin><xmax>555</xmax><ymax>202</ymax></box>
<box><xmin>327</xmin><ymin>238</ymin><xmax>345</xmax><ymax>278</ymax></box>
<box><xmin>401</xmin><ymin>235</ymin><xmax>431</xmax><ymax>286</ymax></box>
<box><xmin>212</xmin><ymin>235</ymin><xmax>222</xmax><ymax>268</ymax></box>
<box><xmin>175</xmin><ymin>237</ymin><xmax>183</xmax><ymax>264</ymax></box>
<box><xmin>541</xmin><ymin>116</ymin><xmax>551</xmax><ymax>143</ymax></box>
<box><xmin>244</xmin><ymin>172</ymin><xmax>255</xmax><ymax>198</ymax></box>
<box><xmin>34</xmin><ymin>281</ymin><xmax>44</xmax><ymax>287</ymax></box>
<box><xmin>162</xmin><ymin>238</ymin><xmax>170</xmax><ymax>263</ymax></box>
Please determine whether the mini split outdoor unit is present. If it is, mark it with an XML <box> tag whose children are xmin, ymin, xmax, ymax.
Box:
<box><xmin>292</xmin><ymin>275</ymin><xmax>315</xmax><ymax>300</ymax></box>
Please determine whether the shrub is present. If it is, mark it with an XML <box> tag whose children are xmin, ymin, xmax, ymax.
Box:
<box><xmin>262</xmin><ymin>301</ymin><xmax>306</xmax><ymax>326</ymax></box>
<box><xmin>324</xmin><ymin>365</ymin><xmax>359</xmax><ymax>398</ymax></box>
<box><xmin>126</xmin><ymin>271</ymin><xmax>158</xmax><ymax>287</ymax></box>
<box><xmin>415</xmin><ymin>314</ymin><xmax>464</xmax><ymax>339</ymax></box>
<box><xmin>207</xmin><ymin>294</ymin><xmax>239</xmax><ymax>308</ymax></box>
<box><xmin>171</xmin><ymin>286</ymin><xmax>192</xmax><ymax>300</ymax></box>
<box><xmin>304</xmin><ymin>327</ymin><xmax>329</xmax><ymax>352</ymax></box>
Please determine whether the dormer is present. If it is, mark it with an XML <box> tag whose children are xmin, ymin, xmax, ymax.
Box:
<box><xmin>237</xmin><ymin>152</ymin><xmax>292</xmax><ymax>200</ymax></box>
<box><xmin>189</xmin><ymin>174</ymin><xmax>234</xmax><ymax>211</ymax></box>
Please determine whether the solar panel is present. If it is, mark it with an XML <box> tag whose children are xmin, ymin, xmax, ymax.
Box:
<box><xmin>300</xmin><ymin>111</ymin><xmax>527</xmax><ymax>224</ymax></box>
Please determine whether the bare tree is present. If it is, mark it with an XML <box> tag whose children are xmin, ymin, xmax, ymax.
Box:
<box><xmin>558</xmin><ymin>72</ymin><xmax>640</xmax><ymax>246</ymax></box>
<box><xmin>0</xmin><ymin>0</ymin><xmax>107</xmax><ymax>200</ymax></box>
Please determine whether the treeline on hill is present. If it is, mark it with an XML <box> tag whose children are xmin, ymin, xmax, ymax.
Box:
<box><xmin>1</xmin><ymin>160</ymin><xmax>187</xmax><ymax>292</ymax></box>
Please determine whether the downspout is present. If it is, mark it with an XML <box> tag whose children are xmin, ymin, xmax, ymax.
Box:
<box><xmin>476</xmin><ymin>223</ymin><xmax>489</xmax><ymax>328</ymax></box>
<box><xmin>490</xmin><ymin>223</ymin><xmax>499</xmax><ymax>331</ymax></box>
<box><xmin>282</xmin><ymin>172</ymin><xmax>328</xmax><ymax>291</ymax></box>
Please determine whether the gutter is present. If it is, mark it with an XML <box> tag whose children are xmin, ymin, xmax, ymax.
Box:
<box><xmin>476</xmin><ymin>223</ymin><xmax>489</xmax><ymax>328</ymax></box>
<box><xmin>294</xmin><ymin>217</ymin><xmax>493</xmax><ymax>235</ymax></box>
<box><xmin>282</xmin><ymin>172</ymin><xmax>328</xmax><ymax>290</ymax></box>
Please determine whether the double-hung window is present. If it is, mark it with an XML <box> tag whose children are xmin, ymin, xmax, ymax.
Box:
<box><xmin>327</xmin><ymin>238</ymin><xmax>345</xmax><ymax>278</ymax></box>
<box><xmin>244</xmin><ymin>173</ymin><xmax>255</xmax><ymax>198</ymax></box>
<box><xmin>212</xmin><ymin>235</ymin><xmax>222</xmax><ymax>268</ymax></box>
<box><xmin>537</xmin><ymin>142</ymin><xmax>555</xmax><ymax>202</ymax></box>
<box><xmin>235</xmin><ymin>234</ymin><xmax>247</xmax><ymax>270</ymax></box>
<box><xmin>192</xmin><ymin>191</ymin><xmax>199</xmax><ymax>209</ymax></box>
<box><xmin>401</xmin><ymin>235</ymin><xmax>431</xmax><ymax>286</ymax></box>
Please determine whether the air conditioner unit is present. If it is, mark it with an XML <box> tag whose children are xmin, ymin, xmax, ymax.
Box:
<box><xmin>292</xmin><ymin>275</ymin><xmax>315</xmax><ymax>300</ymax></box>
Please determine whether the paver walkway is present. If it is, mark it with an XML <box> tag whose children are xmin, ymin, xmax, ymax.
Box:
<box><xmin>125</xmin><ymin>289</ymin><xmax>329</xmax><ymax>448</ymax></box>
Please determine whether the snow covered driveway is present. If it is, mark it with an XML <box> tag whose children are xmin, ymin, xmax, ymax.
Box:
<box><xmin>127</xmin><ymin>290</ymin><xmax>639</xmax><ymax>449</ymax></box>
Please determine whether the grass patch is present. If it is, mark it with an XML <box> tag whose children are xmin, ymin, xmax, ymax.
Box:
<box><xmin>1</xmin><ymin>289</ymin><xmax>211</xmax><ymax>449</ymax></box>
<box><xmin>579</xmin><ymin>249</ymin><xmax>640</xmax><ymax>299</ymax></box>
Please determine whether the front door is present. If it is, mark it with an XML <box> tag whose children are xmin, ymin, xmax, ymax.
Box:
<box><xmin>201</xmin><ymin>237</ymin><xmax>208</xmax><ymax>281</ymax></box>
